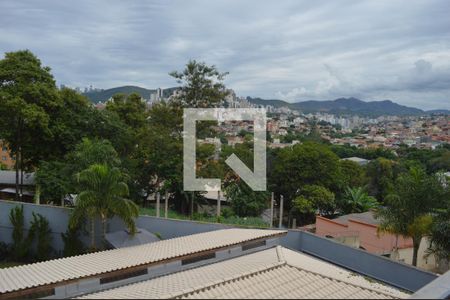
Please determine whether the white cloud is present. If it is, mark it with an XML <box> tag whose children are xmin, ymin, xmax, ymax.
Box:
<box><xmin>1</xmin><ymin>0</ymin><xmax>449</xmax><ymax>109</ymax></box>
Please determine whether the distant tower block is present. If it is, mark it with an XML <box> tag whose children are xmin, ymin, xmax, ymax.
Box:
<box><xmin>156</xmin><ymin>88</ymin><xmax>163</xmax><ymax>101</ymax></box>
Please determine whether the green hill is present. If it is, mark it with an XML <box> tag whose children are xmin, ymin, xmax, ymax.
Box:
<box><xmin>83</xmin><ymin>86</ymin><xmax>179</xmax><ymax>103</ymax></box>
<box><xmin>247</xmin><ymin>97</ymin><xmax>426</xmax><ymax>116</ymax></box>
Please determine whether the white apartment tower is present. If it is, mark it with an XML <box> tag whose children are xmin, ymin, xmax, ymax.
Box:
<box><xmin>156</xmin><ymin>87</ymin><xmax>163</xmax><ymax>101</ymax></box>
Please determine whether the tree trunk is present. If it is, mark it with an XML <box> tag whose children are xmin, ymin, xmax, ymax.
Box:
<box><xmin>20</xmin><ymin>154</ymin><xmax>23</xmax><ymax>201</ymax></box>
<box><xmin>15</xmin><ymin>120</ymin><xmax>22</xmax><ymax>201</ymax></box>
<box><xmin>182</xmin><ymin>192</ymin><xmax>189</xmax><ymax>215</ymax></box>
<box><xmin>164</xmin><ymin>190</ymin><xmax>169</xmax><ymax>219</ymax></box>
<box><xmin>412</xmin><ymin>237</ymin><xmax>421</xmax><ymax>267</ymax></box>
<box><xmin>101</xmin><ymin>215</ymin><xmax>107</xmax><ymax>249</ymax></box>
<box><xmin>190</xmin><ymin>192</ymin><xmax>195</xmax><ymax>219</ymax></box>
<box><xmin>156</xmin><ymin>192</ymin><xmax>160</xmax><ymax>218</ymax></box>
<box><xmin>15</xmin><ymin>150</ymin><xmax>19</xmax><ymax>201</ymax></box>
<box><xmin>90</xmin><ymin>217</ymin><xmax>96</xmax><ymax>250</ymax></box>
<box><xmin>216</xmin><ymin>191</ymin><xmax>221</xmax><ymax>220</ymax></box>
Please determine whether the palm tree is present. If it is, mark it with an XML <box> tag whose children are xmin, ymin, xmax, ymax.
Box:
<box><xmin>427</xmin><ymin>207</ymin><xmax>450</xmax><ymax>264</ymax></box>
<box><xmin>341</xmin><ymin>186</ymin><xmax>379</xmax><ymax>214</ymax></box>
<box><xmin>375</xmin><ymin>167</ymin><xmax>445</xmax><ymax>266</ymax></box>
<box><xmin>69</xmin><ymin>164</ymin><xmax>139</xmax><ymax>250</ymax></box>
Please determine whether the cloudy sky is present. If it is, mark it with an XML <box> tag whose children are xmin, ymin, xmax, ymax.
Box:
<box><xmin>1</xmin><ymin>0</ymin><xmax>450</xmax><ymax>109</ymax></box>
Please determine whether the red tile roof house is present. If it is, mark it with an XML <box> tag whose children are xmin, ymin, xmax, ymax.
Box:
<box><xmin>315</xmin><ymin>212</ymin><xmax>442</xmax><ymax>273</ymax></box>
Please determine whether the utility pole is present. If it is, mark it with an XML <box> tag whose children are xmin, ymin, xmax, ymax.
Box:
<box><xmin>279</xmin><ymin>195</ymin><xmax>284</xmax><ymax>229</ymax></box>
<box><xmin>190</xmin><ymin>192</ymin><xmax>195</xmax><ymax>219</ymax></box>
<box><xmin>156</xmin><ymin>192</ymin><xmax>160</xmax><ymax>218</ymax></box>
<box><xmin>164</xmin><ymin>190</ymin><xmax>169</xmax><ymax>219</ymax></box>
<box><xmin>217</xmin><ymin>191</ymin><xmax>221</xmax><ymax>219</ymax></box>
<box><xmin>270</xmin><ymin>192</ymin><xmax>274</xmax><ymax>228</ymax></box>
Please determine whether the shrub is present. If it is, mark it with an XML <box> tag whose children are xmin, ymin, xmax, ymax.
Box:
<box><xmin>28</xmin><ymin>213</ymin><xmax>53</xmax><ymax>261</ymax></box>
<box><xmin>221</xmin><ymin>207</ymin><xmax>234</xmax><ymax>218</ymax></box>
<box><xmin>226</xmin><ymin>181</ymin><xmax>269</xmax><ymax>217</ymax></box>
<box><xmin>61</xmin><ymin>227</ymin><xmax>84</xmax><ymax>257</ymax></box>
<box><xmin>9</xmin><ymin>205</ymin><xmax>29</xmax><ymax>261</ymax></box>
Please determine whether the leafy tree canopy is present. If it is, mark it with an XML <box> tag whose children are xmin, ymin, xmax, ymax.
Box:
<box><xmin>170</xmin><ymin>60</ymin><xmax>229</xmax><ymax>108</ymax></box>
<box><xmin>292</xmin><ymin>185</ymin><xmax>336</xmax><ymax>225</ymax></box>
<box><xmin>270</xmin><ymin>142</ymin><xmax>341</xmax><ymax>209</ymax></box>
<box><xmin>226</xmin><ymin>179</ymin><xmax>269</xmax><ymax>217</ymax></box>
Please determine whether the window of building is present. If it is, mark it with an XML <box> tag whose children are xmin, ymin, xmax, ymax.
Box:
<box><xmin>2</xmin><ymin>156</ymin><xmax>7</xmax><ymax>161</ymax></box>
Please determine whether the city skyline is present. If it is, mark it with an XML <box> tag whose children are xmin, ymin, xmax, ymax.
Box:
<box><xmin>1</xmin><ymin>0</ymin><xmax>450</xmax><ymax>110</ymax></box>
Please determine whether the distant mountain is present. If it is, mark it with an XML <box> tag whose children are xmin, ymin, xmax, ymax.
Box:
<box><xmin>83</xmin><ymin>87</ymin><xmax>448</xmax><ymax>116</ymax></box>
<box><xmin>246</xmin><ymin>98</ymin><xmax>288</xmax><ymax>108</ymax></box>
<box><xmin>83</xmin><ymin>85</ymin><xmax>179</xmax><ymax>103</ymax></box>
<box><xmin>247</xmin><ymin>97</ymin><xmax>431</xmax><ymax>116</ymax></box>
<box><xmin>426</xmin><ymin>109</ymin><xmax>450</xmax><ymax>115</ymax></box>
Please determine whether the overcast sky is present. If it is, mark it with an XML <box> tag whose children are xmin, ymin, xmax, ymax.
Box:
<box><xmin>1</xmin><ymin>0</ymin><xmax>450</xmax><ymax>109</ymax></box>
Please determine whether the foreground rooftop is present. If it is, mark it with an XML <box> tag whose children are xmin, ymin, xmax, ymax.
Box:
<box><xmin>0</xmin><ymin>228</ymin><xmax>414</xmax><ymax>299</ymax></box>
<box><xmin>79</xmin><ymin>245</ymin><xmax>408</xmax><ymax>299</ymax></box>
<box><xmin>0</xmin><ymin>229</ymin><xmax>284</xmax><ymax>298</ymax></box>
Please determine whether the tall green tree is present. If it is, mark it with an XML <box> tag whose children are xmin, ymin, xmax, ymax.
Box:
<box><xmin>105</xmin><ymin>92</ymin><xmax>152</xmax><ymax>200</ymax></box>
<box><xmin>47</xmin><ymin>88</ymin><xmax>100</xmax><ymax>159</ymax></box>
<box><xmin>366</xmin><ymin>158</ymin><xmax>397</xmax><ymax>202</ymax></box>
<box><xmin>134</xmin><ymin>103</ymin><xmax>184</xmax><ymax>205</ymax></box>
<box><xmin>106</xmin><ymin>93</ymin><xmax>147</xmax><ymax>130</ymax></box>
<box><xmin>69</xmin><ymin>164</ymin><xmax>138</xmax><ymax>250</ymax></box>
<box><xmin>339</xmin><ymin>160</ymin><xmax>366</xmax><ymax>188</ymax></box>
<box><xmin>35</xmin><ymin>160</ymin><xmax>71</xmax><ymax>205</ymax></box>
<box><xmin>34</xmin><ymin>88</ymin><xmax>133</xmax><ymax>204</ymax></box>
<box><xmin>270</xmin><ymin>142</ymin><xmax>341</xmax><ymax>210</ymax></box>
<box><xmin>428</xmin><ymin>207</ymin><xmax>450</xmax><ymax>264</ymax></box>
<box><xmin>134</xmin><ymin>71</ymin><xmax>224</xmax><ymax>212</ymax></box>
<box><xmin>90</xmin><ymin>109</ymin><xmax>134</xmax><ymax>158</ymax></box>
<box><xmin>131</xmin><ymin>60</ymin><xmax>230</xmax><ymax>213</ymax></box>
<box><xmin>428</xmin><ymin>150</ymin><xmax>450</xmax><ymax>173</ymax></box>
<box><xmin>0</xmin><ymin>50</ymin><xmax>60</xmax><ymax>200</ymax></box>
<box><xmin>36</xmin><ymin>138</ymin><xmax>121</xmax><ymax>204</ymax></box>
<box><xmin>427</xmin><ymin>182</ymin><xmax>450</xmax><ymax>264</ymax></box>
<box><xmin>170</xmin><ymin>60</ymin><xmax>229</xmax><ymax>108</ymax></box>
<box><xmin>292</xmin><ymin>185</ymin><xmax>336</xmax><ymax>225</ymax></box>
<box><xmin>376</xmin><ymin>167</ymin><xmax>446</xmax><ymax>266</ymax></box>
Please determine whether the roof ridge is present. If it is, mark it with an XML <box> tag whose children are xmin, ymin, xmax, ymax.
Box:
<box><xmin>167</xmin><ymin>261</ymin><xmax>287</xmax><ymax>299</ymax></box>
<box><xmin>275</xmin><ymin>245</ymin><xmax>285</xmax><ymax>263</ymax></box>
<box><xmin>282</xmin><ymin>257</ymin><xmax>399</xmax><ymax>298</ymax></box>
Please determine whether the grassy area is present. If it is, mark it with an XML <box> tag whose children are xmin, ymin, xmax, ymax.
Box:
<box><xmin>140</xmin><ymin>207</ymin><xmax>190</xmax><ymax>220</ymax></box>
<box><xmin>139</xmin><ymin>207</ymin><xmax>269</xmax><ymax>228</ymax></box>
<box><xmin>0</xmin><ymin>262</ymin><xmax>22</xmax><ymax>269</ymax></box>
